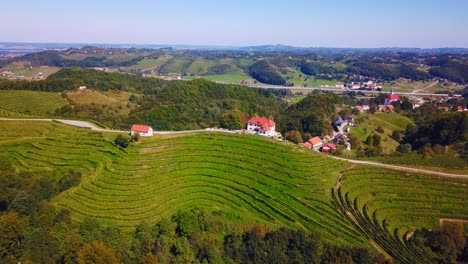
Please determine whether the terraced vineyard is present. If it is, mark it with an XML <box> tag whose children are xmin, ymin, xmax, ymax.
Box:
<box><xmin>0</xmin><ymin>90</ymin><xmax>69</xmax><ymax>116</ymax></box>
<box><xmin>333</xmin><ymin>167</ymin><xmax>468</xmax><ymax>262</ymax></box>
<box><xmin>0</xmin><ymin>120</ymin><xmax>467</xmax><ymax>261</ymax></box>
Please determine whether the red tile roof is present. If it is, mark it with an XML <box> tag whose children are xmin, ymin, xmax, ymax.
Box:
<box><xmin>247</xmin><ymin>117</ymin><xmax>276</xmax><ymax>131</ymax></box>
<box><xmin>386</xmin><ymin>94</ymin><xmax>401</xmax><ymax>101</ymax></box>
<box><xmin>309</xmin><ymin>136</ymin><xmax>322</xmax><ymax>146</ymax></box>
<box><xmin>323</xmin><ymin>143</ymin><xmax>336</xmax><ymax>150</ymax></box>
<box><xmin>131</xmin><ymin>124</ymin><xmax>151</xmax><ymax>133</ymax></box>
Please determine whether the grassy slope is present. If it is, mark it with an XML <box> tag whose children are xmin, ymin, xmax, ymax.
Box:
<box><xmin>120</xmin><ymin>55</ymin><xmax>174</xmax><ymax>73</ymax></box>
<box><xmin>0</xmin><ymin>61</ymin><xmax>60</xmax><ymax>79</ymax></box>
<box><xmin>0</xmin><ymin>120</ymin><xmax>466</xmax><ymax>260</ymax></box>
<box><xmin>0</xmin><ymin>90</ymin><xmax>69</xmax><ymax>116</ymax></box>
<box><xmin>351</xmin><ymin>112</ymin><xmax>413</xmax><ymax>154</ymax></box>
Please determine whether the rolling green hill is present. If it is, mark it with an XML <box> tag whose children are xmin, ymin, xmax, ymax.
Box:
<box><xmin>0</xmin><ymin>120</ymin><xmax>466</xmax><ymax>262</ymax></box>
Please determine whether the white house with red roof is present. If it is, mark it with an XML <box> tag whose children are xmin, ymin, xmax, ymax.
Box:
<box><xmin>130</xmin><ymin>124</ymin><xmax>154</xmax><ymax>137</ymax></box>
<box><xmin>349</xmin><ymin>82</ymin><xmax>361</xmax><ymax>90</ymax></box>
<box><xmin>384</xmin><ymin>91</ymin><xmax>402</xmax><ymax>105</ymax></box>
<box><xmin>335</xmin><ymin>82</ymin><xmax>345</xmax><ymax>88</ymax></box>
<box><xmin>246</xmin><ymin>117</ymin><xmax>276</xmax><ymax>137</ymax></box>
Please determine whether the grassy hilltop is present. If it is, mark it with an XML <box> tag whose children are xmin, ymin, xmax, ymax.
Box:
<box><xmin>0</xmin><ymin>120</ymin><xmax>466</xmax><ymax>262</ymax></box>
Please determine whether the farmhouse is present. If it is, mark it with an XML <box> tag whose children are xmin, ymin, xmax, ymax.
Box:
<box><xmin>246</xmin><ymin>116</ymin><xmax>276</xmax><ymax>137</ymax></box>
<box><xmin>130</xmin><ymin>124</ymin><xmax>154</xmax><ymax>137</ymax></box>
<box><xmin>309</xmin><ymin>136</ymin><xmax>323</xmax><ymax>149</ymax></box>
<box><xmin>335</xmin><ymin>82</ymin><xmax>345</xmax><ymax>88</ymax></box>
<box><xmin>348</xmin><ymin>82</ymin><xmax>361</xmax><ymax>89</ymax></box>
<box><xmin>322</xmin><ymin>143</ymin><xmax>336</xmax><ymax>153</ymax></box>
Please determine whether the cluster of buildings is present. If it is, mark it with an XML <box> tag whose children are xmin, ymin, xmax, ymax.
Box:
<box><xmin>1</xmin><ymin>70</ymin><xmax>14</xmax><ymax>78</ymax></box>
<box><xmin>340</xmin><ymin>81</ymin><xmax>384</xmax><ymax>90</ymax></box>
<box><xmin>354</xmin><ymin>91</ymin><xmax>403</xmax><ymax>112</ymax></box>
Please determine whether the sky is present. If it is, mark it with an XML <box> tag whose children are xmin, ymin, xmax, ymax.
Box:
<box><xmin>1</xmin><ymin>0</ymin><xmax>468</xmax><ymax>48</ymax></box>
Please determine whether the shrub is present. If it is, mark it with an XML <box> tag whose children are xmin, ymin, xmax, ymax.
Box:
<box><xmin>114</xmin><ymin>134</ymin><xmax>130</xmax><ymax>148</ymax></box>
<box><xmin>397</xmin><ymin>143</ymin><xmax>412</xmax><ymax>153</ymax></box>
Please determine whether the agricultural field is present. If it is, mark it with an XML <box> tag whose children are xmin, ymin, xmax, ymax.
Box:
<box><xmin>160</xmin><ymin>56</ymin><xmax>193</xmax><ymax>74</ymax></box>
<box><xmin>384</xmin><ymin>79</ymin><xmax>465</xmax><ymax>94</ymax></box>
<box><xmin>0</xmin><ymin>119</ymin><xmax>466</xmax><ymax>262</ymax></box>
<box><xmin>0</xmin><ymin>90</ymin><xmax>69</xmax><ymax>116</ymax></box>
<box><xmin>120</xmin><ymin>55</ymin><xmax>173</xmax><ymax>73</ymax></box>
<box><xmin>336</xmin><ymin>166</ymin><xmax>468</xmax><ymax>262</ymax></box>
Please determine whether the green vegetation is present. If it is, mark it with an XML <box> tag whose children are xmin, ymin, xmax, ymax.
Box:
<box><xmin>0</xmin><ymin>120</ymin><xmax>467</xmax><ymax>263</ymax></box>
<box><xmin>0</xmin><ymin>90</ymin><xmax>69</xmax><ymax>116</ymax></box>
<box><xmin>248</xmin><ymin>60</ymin><xmax>286</xmax><ymax>85</ymax></box>
<box><xmin>335</xmin><ymin>166</ymin><xmax>468</xmax><ymax>262</ymax></box>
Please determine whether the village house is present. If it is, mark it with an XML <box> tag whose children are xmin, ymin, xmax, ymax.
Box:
<box><xmin>322</xmin><ymin>143</ymin><xmax>336</xmax><ymax>153</ymax></box>
<box><xmin>354</xmin><ymin>105</ymin><xmax>363</xmax><ymax>112</ymax></box>
<box><xmin>130</xmin><ymin>124</ymin><xmax>154</xmax><ymax>137</ymax></box>
<box><xmin>335</xmin><ymin>82</ymin><xmax>345</xmax><ymax>88</ymax></box>
<box><xmin>309</xmin><ymin>136</ymin><xmax>323</xmax><ymax>149</ymax></box>
<box><xmin>246</xmin><ymin>117</ymin><xmax>276</xmax><ymax>137</ymax></box>
<box><xmin>362</xmin><ymin>105</ymin><xmax>370</xmax><ymax>111</ymax></box>
<box><xmin>348</xmin><ymin>82</ymin><xmax>361</xmax><ymax>90</ymax></box>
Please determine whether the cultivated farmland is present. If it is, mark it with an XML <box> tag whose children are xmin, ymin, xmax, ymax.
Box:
<box><xmin>0</xmin><ymin>120</ymin><xmax>466</xmax><ymax>259</ymax></box>
<box><xmin>0</xmin><ymin>90</ymin><xmax>69</xmax><ymax>116</ymax></box>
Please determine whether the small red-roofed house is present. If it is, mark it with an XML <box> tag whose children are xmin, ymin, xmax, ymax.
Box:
<box><xmin>130</xmin><ymin>124</ymin><xmax>154</xmax><ymax>137</ymax></box>
<box><xmin>355</xmin><ymin>105</ymin><xmax>363</xmax><ymax>112</ymax></box>
<box><xmin>322</xmin><ymin>143</ymin><xmax>336</xmax><ymax>153</ymax></box>
<box><xmin>246</xmin><ymin>117</ymin><xmax>276</xmax><ymax>137</ymax></box>
<box><xmin>335</xmin><ymin>82</ymin><xmax>345</xmax><ymax>88</ymax></box>
<box><xmin>309</xmin><ymin>136</ymin><xmax>323</xmax><ymax>149</ymax></box>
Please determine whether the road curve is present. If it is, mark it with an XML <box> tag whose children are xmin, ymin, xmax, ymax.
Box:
<box><xmin>328</xmin><ymin>156</ymin><xmax>468</xmax><ymax>178</ymax></box>
<box><xmin>1</xmin><ymin>118</ymin><xmax>466</xmax><ymax>178</ymax></box>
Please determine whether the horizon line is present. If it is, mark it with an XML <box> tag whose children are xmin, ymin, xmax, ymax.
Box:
<box><xmin>1</xmin><ymin>41</ymin><xmax>467</xmax><ymax>50</ymax></box>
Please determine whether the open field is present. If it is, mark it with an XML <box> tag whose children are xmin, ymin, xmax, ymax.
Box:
<box><xmin>0</xmin><ymin>120</ymin><xmax>466</xmax><ymax>261</ymax></box>
<box><xmin>0</xmin><ymin>90</ymin><xmax>69</xmax><ymax>116</ymax></box>
<box><xmin>120</xmin><ymin>55</ymin><xmax>174</xmax><ymax>72</ymax></box>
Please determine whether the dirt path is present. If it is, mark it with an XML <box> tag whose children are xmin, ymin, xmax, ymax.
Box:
<box><xmin>328</xmin><ymin>156</ymin><xmax>468</xmax><ymax>178</ymax></box>
<box><xmin>0</xmin><ymin>118</ymin><xmax>241</xmax><ymax>135</ymax></box>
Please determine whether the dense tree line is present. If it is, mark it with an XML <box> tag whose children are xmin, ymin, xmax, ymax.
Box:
<box><xmin>128</xmin><ymin>78</ymin><xmax>285</xmax><ymax>130</ymax></box>
<box><xmin>279</xmin><ymin>92</ymin><xmax>351</xmax><ymax>143</ymax></box>
<box><xmin>248</xmin><ymin>60</ymin><xmax>287</xmax><ymax>85</ymax></box>
<box><xmin>16</xmin><ymin>50</ymin><xmax>144</xmax><ymax>68</ymax></box>
<box><xmin>429</xmin><ymin>59</ymin><xmax>468</xmax><ymax>83</ymax></box>
<box><xmin>346</xmin><ymin>61</ymin><xmax>431</xmax><ymax>81</ymax></box>
<box><xmin>407</xmin><ymin>222</ymin><xmax>467</xmax><ymax>263</ymax></box>
<box><xmin>402</xmin><ymin>111</ymin><xmax>467</xmax><ymax>150</ymax></box>
<box><xmin>300</xmin><ymin>61</ymin><xmax>338</xmax><ymax>76</ymax></box>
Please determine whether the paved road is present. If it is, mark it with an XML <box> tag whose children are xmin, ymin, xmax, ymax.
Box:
<box><xmin>1</xmin><ymin>118</ymin><xmax>466</xmax><ymax>178</ymax></box>
<box><xmin>0</xmin><ymin>118</ymin><xmax>241</xmax><ymax>135</ymax></box>
<box><xmin>328</xmin><ymin>156</ymin><xmax>468</xmax><ymax>178</ymax></box>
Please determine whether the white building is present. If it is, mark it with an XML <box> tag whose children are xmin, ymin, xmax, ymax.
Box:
<box><xmin>130</xmin><ymin>124</ymin><xmax>154</xmax><ymax>137</ymax></box>
<box><xmin>246</xmin><ymin>117</ymin><xmax>276</xmax><ymax>137</ymax></box>
<box><xmin>335</xmin><ymin>82</ymin><xmax>345</xmax><ymax>88</ymax></box>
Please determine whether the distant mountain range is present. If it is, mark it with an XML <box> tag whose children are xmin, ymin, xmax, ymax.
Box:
<box><xmin>1</xmin><ymin>42</ymin><xmax>468</xmax><ymax>55</ymax></box>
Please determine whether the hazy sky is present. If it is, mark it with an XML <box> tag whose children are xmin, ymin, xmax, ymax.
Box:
<box><xmin>1</xmin><ymin>0</ymin><xmax>467</xmax><ymax>48</ymax></box>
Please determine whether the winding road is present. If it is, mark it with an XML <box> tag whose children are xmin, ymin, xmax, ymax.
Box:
<box><xmin>1</xmin><ymin>118</ymin><xmax>467</xmax><ymax>178</ymax></box>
